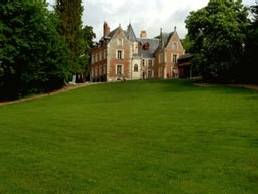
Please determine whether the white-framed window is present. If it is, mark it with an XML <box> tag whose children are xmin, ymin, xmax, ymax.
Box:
<box><xmin>95</xmin><ymin>67</ymin><xmax>98</xmax><ymax>77</ymax></box>
<box><xmin>117</xmin><ymin>50</ymin><xmax>124</xmax><ymax>59</ymax></box>
<box><xmin>96</xmin><ymin>53</ymin><xmax>99</xmax><ymax>62</ymax></box>
<box><xmin>99</xmin><ymin>52</ymin><xmax>102</xmax><ymax>61</ymax></box>
<box><xmin>92</xmin><ymin>55</ymin><xmax>95</xmax><ymax>64</ymax></box>
<box><xmin>159</xmin><ymin>53</ymin><xmax>163</xmax><ymax>63</ymax></box>
<box><xmin>134</xmin><ymin>64</ymin><xmax>139</xmax><ymax>72</ymax></box>
<box><xmin>117</xmin><ymin>38</ymin><xmax>124</xmax><ymax>46</ymax></box>
<box><xmin>104</xmin><ymin>49</ymin><xmax>107</xmax><ymax>59</ymax></box>
<box><xmin>149</xmin><ymin>59</ymin><xmax>153</xmax><ymax>67</ymax></box>
<box><xmin>148</xmin><ymin>70</ymin><xmax>153</xmax><ymax>78</ymax></box>
<box><xmin>116</xmin><ymin>64</ymin><xmax>124</xmax><ymax>75</ymax></box>
<box><xmin>164</xmin><ymin>52</ymin><xmax>167</xmax><ymax>63</ymax></box>
<box><xmin>103</xmin><ymin>64</ymin><xmax>106</xmax><ymax>74</ymax></box>
<box><xmin>91</xmin><ymin>68</ymin><xmax>95</xmax><ymax>77</ymax></box>
<box><xmin>99</xmin><ymin>65</ymin><xmax>102</xmax><ymax>75</ymax></box>
<box><xmin>173</xmin><ymin>54</ymin><xmax>177</xmax><ymax>63</ymax></box>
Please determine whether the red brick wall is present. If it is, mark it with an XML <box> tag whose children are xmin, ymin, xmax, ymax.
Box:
<box><xmin>107</xmin><ymin>30</ymin><xmax>132</xmax><ymax>81</ymax></box>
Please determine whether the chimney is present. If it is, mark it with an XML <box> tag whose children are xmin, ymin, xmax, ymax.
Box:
<box><xmin>140</xmin><ymin>30</ymin><xmax>147</xmax><ymax>39</ymax></box>
<box><xmin>103</xmin><ymin>22</ymin><xmax>110</xmax><ymax>37</ymax></box>
<box><xmin>160</xmin><ymin>28</ymin><xmax>163</xmax><ymax>46</ymax></box>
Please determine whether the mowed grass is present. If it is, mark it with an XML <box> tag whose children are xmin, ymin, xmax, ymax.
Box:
<box><xmin>0</xmin><ymin>80</ymin><xmax>258</xmax><ymax>194</ymax></box>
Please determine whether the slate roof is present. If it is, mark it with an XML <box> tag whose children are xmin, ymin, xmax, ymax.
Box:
<box><xmin>96</xmin><ymin>24</ymin><xmax>175</xmax><ymax>59</ymax></box>
<box><xmin>137</xmin><ymin>38</ymin><xmax>160</xmax><ymax>58</ymax></box>
<box><xmin>108</xmin><ymin>27</ymin><xmax>120</xmax><ymax>38</ymax></box>
<box><xmin>126</xmin><ymin>24</ymin><xmax>137</xmax><ymax>42</ymax></box>
<box><xmin>159</xmin><ymin>32</ymin><xmax>175</xmax><ymax>48</ymax></box>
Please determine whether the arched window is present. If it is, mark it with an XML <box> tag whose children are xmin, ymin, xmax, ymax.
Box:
<box><xmin>134</xmin><ymin>64</ymin><xmax>139</xmax><ymax>72</ymax></box>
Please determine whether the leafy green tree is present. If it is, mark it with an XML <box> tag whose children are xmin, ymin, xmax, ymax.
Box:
<box><xmin>55</xmin><ymin>0</ymin><xmax>83</xmax><ymax>75</ymax></box>
<box><xmin>185</xmin><ymin>0</ymin><xmax>249</xmax><ymax>82</ymax></box>
<box><xmin>79</xmin><ymin>26</ymin><xmax>96</xmax><ymax>80</ymax></box>
<box><xmin>243</xmin><ymin>3</ymin><xmax>258</xmax><ymax>83</ymax></box>
<box><xmin>181</xmin><ymin>35</ymin><xmax>192</xmax><ymax>53</ymax></box>
<box><xmin>0</xmin><ymin>0</ymin><xmax>70</xmax><ymax>100</ymax></box>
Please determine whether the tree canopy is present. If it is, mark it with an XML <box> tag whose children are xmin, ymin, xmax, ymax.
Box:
<box><xmin>0</xmin><ymin>0</ymin><xmax>95</xmax><ymax>100</ymax></box>
<box><xmin>242</xmin><ymin>3</ymin><xmax>258</xmax><ymax>83</ymax></box>
<box><xmin>185</xmin><ymin>0</ymin><xmax>249</xmax><ymax>82</ymax></box>
<box><xmin>0</xmin><ymin>0</ymin><xmax>70</xmax><ymax>100</ymax></box>
<box><xmin>56</xmin><ymin>0</ymin><xmax>84</xmax><ymax>75</ymax></box>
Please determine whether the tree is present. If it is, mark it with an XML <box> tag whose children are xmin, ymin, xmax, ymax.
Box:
<box><xmin>55</xmin><ymin>0</ymin><xmax>84</xmax><ymax>75</ymax></box>
<box><xmin>243</xmin><ymin>3</ymin><xmax>258</xmax><ymax>83</ymax></box>
<box><xmin>0</xmin><ymin>0</ymin><xmax>70</xmax><ymax>100</ymax></box>
<box><xmin>185</xmin><ymin>0</ymin><xmax>249</xmax><ymax>82</ymax></box>
<box><xmin>79</xmin><ymin>26</ymin><xmax>96</xmax><ymax>80</ymax></box>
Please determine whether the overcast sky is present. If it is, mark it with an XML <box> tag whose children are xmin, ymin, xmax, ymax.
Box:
<box><xmin>47</xmin><ymin>0</ymin><xmax>255</xmax><ymax>40</ymax></box>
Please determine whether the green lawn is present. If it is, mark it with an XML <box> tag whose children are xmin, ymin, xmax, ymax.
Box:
<box><xmin>0</xmin><ymin>80</ymin><xmax>258</xmax><ymax>194</ymax></box>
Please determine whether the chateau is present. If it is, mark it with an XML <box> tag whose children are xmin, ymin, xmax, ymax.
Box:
<box><xmin>90</xmin><ymin>22</ymin><xmax>185</xmax><ymax>82</ymax></box>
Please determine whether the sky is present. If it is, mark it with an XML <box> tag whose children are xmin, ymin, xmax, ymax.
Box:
<box><xmin>47</xmin><ymin>0</ymin><xmax>256</xmax><ymax>40</ymax></box>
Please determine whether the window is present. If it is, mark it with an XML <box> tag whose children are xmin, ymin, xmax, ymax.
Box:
<box><xmin>96</xmin><ymin>54</ymin><xmax>99</xmax><ymax>62</ymax></box>
<box><xmin>92</xmin><ymin>55</ymin><xmax>95</xmax><ymax>64</ymax></box>
<box><xmin>117</xmin><ymin>50</ymin><xmax>123</xmax><ymax>59</ymax></box>
<box><xmin>95</xmin><ymin>67</ymin><xmax>98</xmax><ymax>77</ymax></box>
<box><xmin>142</xmin><ymin>59</ymin><xmax>145</xmax><ymax>66</ymax></box>
<box><xmin>173</xmin><ymin>54</ymin><xmax>177</xmax><ymax>63</ymax></box>
<box><xmin>103</xmin><ymin>65</ymin><xmax>106</xmax><ymax>74</ymax></box>
<box><xmin>117</xmin><ymin>65</ymin><xmax>123</xmax><ymax>75</ymax></box>
<box><xmin>117</xmin><ymin>39</ymin><xmax>123</xmax><ymax>46</ymax></box>
<box><xmin>148</xmin><ymin>70</ymin><xmax>153</xmax><ymax>78</ymax></box>
<box><xmin>91</xmin><ymin>69</ymin><xmax>94</xmax><ymax>77</ymax></box>
<box><xmin>149</xmin><ymin>60</ymin><xmax>153</xmax><ymax>67</ymax></box>
<box><xmin>99</xmin><ymin>65</ymin><xmax>102</xmax><ymax>75</ymax></box>
<box><xmin>99</xmin><ymin>52</ymin><xmax>102</xmax><ymax>61</ymax></box>
<box><xmin>143</xmin><ymin>42</ymin><xmax>149</xmax><ymax>50</ymax></box>
<box><xmin>104</xmin><ymin>50</ymin><xmax>107</xmax><ymax>59</ymax></box>
<box><xmin>134</xmin><ymin>64</ymin><xmax>139</xmax><ymax>72</ymax></box>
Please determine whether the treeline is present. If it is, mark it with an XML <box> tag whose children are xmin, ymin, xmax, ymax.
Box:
<box><xmin>185</xmin><ymin>0</ymin><xmax>258</xmax><ymax>83</ymax></box>
<box><xmin>0</xmin><ymin>0</ymin><xmax>95</xmax><ymax>100</ymax></box>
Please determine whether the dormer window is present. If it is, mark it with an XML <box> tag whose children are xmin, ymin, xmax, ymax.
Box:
<box><xmin>143</xmin><ymin>42</ymin><xmax>149</xmax><ymax>50</ymax></box>
<box><xmin>117</xmin><ymin>50</ymin><xmax>123</xmax><ymax>59</ymax></box>
<box><xmin>117</xmin><ymin>39</ymin><xmax>123</xmax><ymax>46</ymax></box>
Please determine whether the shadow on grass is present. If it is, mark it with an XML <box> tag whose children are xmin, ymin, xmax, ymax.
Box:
<box><xmin>156</xmin><ymin>79</ymin><xmax>258</xmax><ymax>96</ymax></box>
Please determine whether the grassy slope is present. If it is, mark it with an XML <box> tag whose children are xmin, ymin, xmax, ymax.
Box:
<box><xmin>0</xmin><ymin>80</ymin><xmax>258</xmax><ymax>194</ymax></box>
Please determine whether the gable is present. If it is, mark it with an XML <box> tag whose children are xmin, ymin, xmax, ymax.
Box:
<box><xmin>108</xmin><ymin>27</ymin><xmax>132</xmax><ymax>53</ymax></box>
<box><xmin>165</xmin><ymin>31</ymin><xmax>184</xmax><ymax>51</ymax></box>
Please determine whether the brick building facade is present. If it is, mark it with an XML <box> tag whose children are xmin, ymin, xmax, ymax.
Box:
<box><xmin>91</xmin><ymin>22</ymin><xmax>185</xmax><ymax>82</ymax></box>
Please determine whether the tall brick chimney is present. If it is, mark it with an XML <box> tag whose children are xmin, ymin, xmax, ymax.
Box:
<box><xmin>140</xmin><ymin>31</ymin><xmax>147</xmax><ymax>39</ymax></box>
<box><xmin>103</xmin><ymin>22</ymin><xmax>110</xmax><ymax>37</ymax></box>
